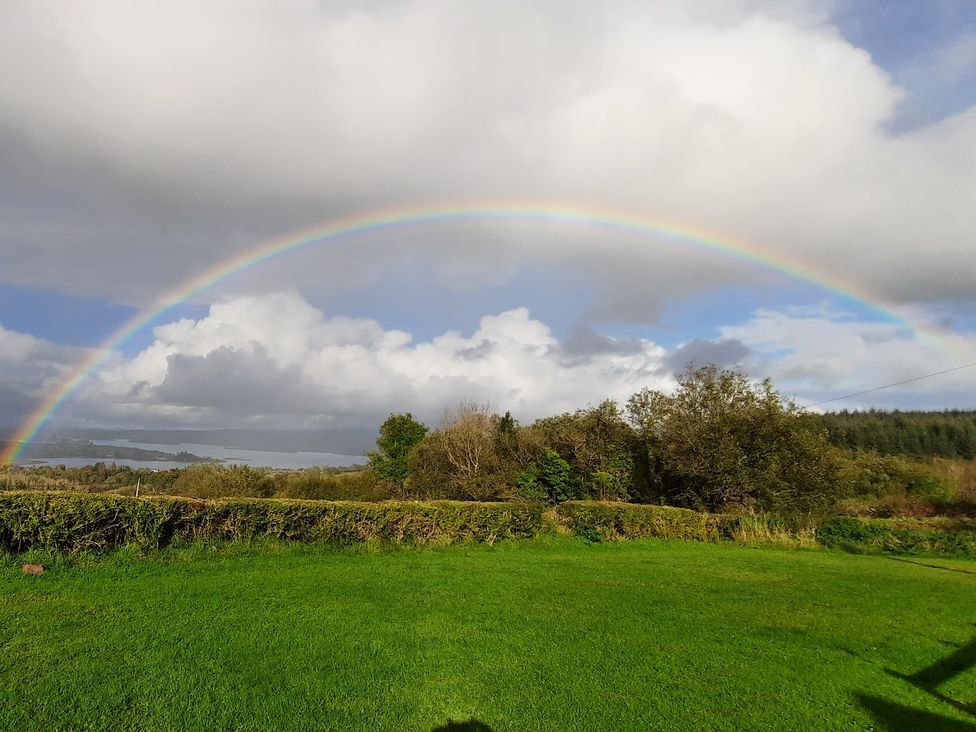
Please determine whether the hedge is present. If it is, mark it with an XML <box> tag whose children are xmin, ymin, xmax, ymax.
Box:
<box><xmin>816</xmin><ymin>516</ymin><xmax>976</xmax><ymax>558</ymax></box>
<box><xmin>0</xmin><ymin>492</ymin><xmax>545</xmax><ymax>554</ymax></box>
<box><xmin>555</xmin><ymin>501</ymin><xmax>719</xmax><ymax>542</ymax></box>
<box><xmin>2</xmin><ymin>491</ymin><xmax>974</xmax><ymax>557</ymax></box>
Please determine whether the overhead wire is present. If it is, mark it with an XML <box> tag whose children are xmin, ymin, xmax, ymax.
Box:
<box><xmin>808</xmin><ymin>361</ymin><xmax>976</xmax><ymax>407</ymax></box>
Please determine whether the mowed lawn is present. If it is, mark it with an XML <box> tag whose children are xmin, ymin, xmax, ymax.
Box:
<box><xmin>1</xmin><ymin>541</ymin><xmax>974</xmax><ymax>731</ymax></box>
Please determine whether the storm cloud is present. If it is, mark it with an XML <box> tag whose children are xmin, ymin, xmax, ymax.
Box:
<box><xmin>0</xmin><ymin>0</ymin><xmax>973</xmax><ymax>318</ymax></box>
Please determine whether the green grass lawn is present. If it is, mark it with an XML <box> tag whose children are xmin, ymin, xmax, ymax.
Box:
<box><xmin>1</xmin><ymin>540</ymin><xmax>974</xmax><ymax>731</ymax></box>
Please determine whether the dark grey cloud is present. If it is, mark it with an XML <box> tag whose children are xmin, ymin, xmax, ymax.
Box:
<box><xmin>0</xmin><ymin>323</ymin><xmax>86</xmax><ymax>428</ymax></box>
<box><xmin>0</xmin><ymin>384</ymin><xmax>37</xmax><ymax>429</ymax></box>
<box><xmin>665</xmin><ymin>338</ymin><xmax>750</xmax><ymax>371</ymax></box>
<box><xmin>0</xmin><ymin>0</ymin><xmax>973</xmax><ymax>319</ymax></box>
<box><xmin>155</xmin><ymin>346</ymin><xmax>331</xmax><ymax>416</ymax></box>
<box><xmin>560</xmin><ymin>324</ymin><xmax>644</xmax><ymax>359</ymax></box>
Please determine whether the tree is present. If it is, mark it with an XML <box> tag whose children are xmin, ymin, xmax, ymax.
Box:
<box><xmin>407</xmin><ymin>403</ymin><xmax>507</xmax><ymax>501</ymax></box>
<box><xmin>367</xmin><ymin>413</ymin><xmax>428</xmax><ymax>488</ymax></box>
<box><xmin>530</xmin><ymin>400</ymin><xmax>638</xmax><ymax>501</ymax></box>
<box><xmin>627</xmin><ymin>365</ymin><xmax>843</xmax><ymax>518</ymax></box>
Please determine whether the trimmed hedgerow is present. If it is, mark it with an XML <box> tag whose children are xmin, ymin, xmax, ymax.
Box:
<box><xmin>556</xmin><ymin>501</ymin><xmax>717</xmax><ymax>542</ymax></box>
<box><xmin>0</xmin><ymin>492</ymin><xmax>545</xmax><ymax>554</ymax></box>
<box><xmin>816</xmin><ymin>516</ymin><xmax>976</xmax><ymax>557</ymax></box>
<box><xmin>3</xmin><ymin>491</ymin><xmax>973</xmax><ymax>557</ymax></box>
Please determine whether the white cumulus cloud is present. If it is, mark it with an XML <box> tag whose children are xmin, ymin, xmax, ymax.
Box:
<box><xmin>77</xmin><ymin>292</ymin><xmax>673</xmax><ymax>426</ymax></box>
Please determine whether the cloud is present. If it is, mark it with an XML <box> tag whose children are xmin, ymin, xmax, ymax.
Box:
<box><xmin>0</xmin><ymin>324</ymin><xmax>85</xmax><ymax>427</ymax></box>
<box><xmin>721</xmin><ymin>308</ymin><xmax>976</xmax><ymax>409</ymax></box>
<box><xmin>5</xmin><ymin>296</ymin><xmax>976</xmax><ymax>434</ymax></box>
<box><xmin>75</xmin><ymin>292</ymin><xmax>673</xmax><ymax>427</ymax></box>
<box><xmin>0</xmin><ymin>0</ymin><xmax>973</xmax><ymax>323</ymax></box>
<box><xmin>666</xmin><ymin>338</ymin><xmax>750</xmax><ymax>371</ymax></box>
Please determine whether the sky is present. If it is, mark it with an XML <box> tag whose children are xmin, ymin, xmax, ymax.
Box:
<box><xmin>1</xmin><ymin>0</ymin><xmax>975</xmax><ymax>436</ymax></box>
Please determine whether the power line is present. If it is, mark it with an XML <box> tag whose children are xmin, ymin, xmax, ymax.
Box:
<box><xmin>809</xmin><ymin>361</ymin><xmax>976</xmax><ymax>408</ymax></box>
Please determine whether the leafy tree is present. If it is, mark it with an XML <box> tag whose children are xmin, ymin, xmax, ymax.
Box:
<box><xmin>538</xmin><ymin>447</ymin><xmax>573</xmax><ymax>502</ymax></box>
<box><xmin>531</xmin><ymin>400</ymin><xmax>638</xmax><ymax>501</ymax></box>
<box><xmin>627</xmin><ymin>365</ymin><xmax>843</xmax><ymax>518</ymax></box>
<box><xmin>367</xmin><ymin>413</ymin><xmax>428</xmax><ymax>487</ymax></box>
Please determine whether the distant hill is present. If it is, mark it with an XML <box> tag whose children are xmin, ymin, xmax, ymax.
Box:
<box><xmin>54</xmin><ymin>428</ymin><xmax>377</xmax><ymax>456</ymax></box>
<box><xmin>16</xmin><ymin>440</ymin><xmax>214</xmax><ymax>464</ymax></box>
<box><xmin>817</xmin><ymin>410</ymin><xmax>976</xmax><ymax>459</ymax></box>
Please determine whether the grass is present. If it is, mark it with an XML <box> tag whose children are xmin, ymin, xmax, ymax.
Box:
<box><xmin>1</xmin><ymin>540</ymin><xmax>975</xmax><ymax>731</ymax></box>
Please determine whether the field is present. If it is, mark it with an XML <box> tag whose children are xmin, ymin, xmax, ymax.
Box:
<box><xmin>1</xmin><ymin>541</ymin><xmax>975</xmax><ymax>731</ymax></box>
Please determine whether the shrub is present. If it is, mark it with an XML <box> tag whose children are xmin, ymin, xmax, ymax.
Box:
<box><xmin>556</xmin><ymin>501</ymin><xmax>716</xmax><ymax>542</ymax></box>
<box><xmin>406</xmin><ymin>404</ymin><xmax>508</xmax><ymax>501</ymax></box>
<box><xmin>840</xmin><ymin>452</ymin><xmax>956</xmax><ymax>503</ymax></box>
<box><xmin>172</xmin><ymin>464</ymin><xmax>276</xmax><ymax>499</ymax></box>
<box><xmin>530</xmin><ymin>401</ymin><xmax>638</xmax><ymax>501</ymax></box>
<box><xmin>511</xmin><ymin>467</ymin><xmax>548</xmax><ymax>502</ymax></box>
<box><xmin>276</xmin><ymin>469</ymin><xmax>393</xmax><ymax>501</ymax></box>
<box><xmin>816</xmin><ymin>516</ymin><xmax>976</xmax><ymax>557</ymax></box>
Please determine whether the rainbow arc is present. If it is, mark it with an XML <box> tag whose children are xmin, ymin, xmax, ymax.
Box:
<box><xmin>0</xmin><ymin>201</ymin><xmax>964</xmax><ymax>465</ymax></box>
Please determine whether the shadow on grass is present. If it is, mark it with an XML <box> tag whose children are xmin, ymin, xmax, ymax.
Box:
<box><xmin>862</xmin><ymin>626</ymin><xmax>976</xmax><ymax>729</ymax></box>
<box><xmin>432</xmin><ymin>720</ymin><xmax>492</xmax><ymax>732</ymax></box>
<box><xmin>893</xmin><ymin>625</ymin><xmax>976</xmax><ymax>717</ymax></box>
<box><xmin>857</xmin><ymin>694</ymin><xmax>976</xmax><ymax>731</ymax></box>
<box><xmin>885</xmin><ymin>556</ymin><xmax>976</xmax><ymax>576</ymax></box>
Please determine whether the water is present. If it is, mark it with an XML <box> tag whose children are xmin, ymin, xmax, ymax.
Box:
<box><xmin>22</xmin><ymin>439</ymin><xmax>367</xmax><ymax>470</ymax></box>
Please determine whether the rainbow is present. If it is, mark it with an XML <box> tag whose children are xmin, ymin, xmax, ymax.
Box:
<box><xmin>0</xmin><ymin>201</ymin><xmax>963</xmax><ymax>465</ymax></box>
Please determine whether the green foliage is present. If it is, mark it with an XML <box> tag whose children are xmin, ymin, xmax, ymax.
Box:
<box><xmin>406</xmin><ymin>403</ymin><xmax>507</xmax><ymax>501</ymax></box>
<box><xmin>0</xmin><ymin>463</ymin><xmax>183</xmax><ymax>493</ymax></box>
<box><xmin>172</xmin><ymin>463</ymin><xmax>276</xmax><ymax>499</ymax></box>
<box><xmin>3</xmin><ymin>490</ymin><xmax>974</xmax><ymax>558</ymax></box>
<box><xmin>627</xmin><ymin>365</ymin><xmax>843</xmax><ymax>517</ymax></box>
<box><xmin>816</xmin><ymin>516</ymin><xmax>976</xmax><ymax>557</ymax></box>
<box><xmin>556</xmin><ymin>501</ymin><xmax>716</xmax><ymax>542</ymax></box>
<box><xmin>275</xmin><ymin>468</ymin><xmax>392</xmax><ymax>501</ymax></box>
<box><xmin>538</xmin><ymin>447</ymin><xmax>574</xmax><ymax>503</ymax></box>
<box><xmin>512</xmin><ymin>467</ymin><xmax>547</xmax><ymax>502</ymax></box>
<box><xmin>818</xmin><ymin>409</ymin><xmax>976</xmax><ymax>459</ymax></box>
<box><xmin>840</xmin><ymin>452</ymin><xmax>956</xmax><ymax>503</ymax></box>
<box><xmin>0</xmin><ymin>491</ymin><xmax>544</xmax><ymax>554</ymax></box>
<box><xmin>367</xmin><ymin>412</ymin><xmax>429</xmax><ymax>486</ymax></box>
<box><xmin>496</xmin><ymin>410</ymin><xmax>518</xmax><ymax>445</ymax></box>
<box><xmin>530</xmin><ymin>400</ymin><xmax>638</xmax><ymax>500</ymax></box>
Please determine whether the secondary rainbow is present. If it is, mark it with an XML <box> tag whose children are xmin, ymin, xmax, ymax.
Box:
<box><xmin>0</xmin><ymin>201</ymin><xmax>957</xmax><ymax>465</ymax></box>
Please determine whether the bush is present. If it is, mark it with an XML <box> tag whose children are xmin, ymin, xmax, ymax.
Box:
<box><xmin>840</xmin><ymin>452</ymin><xmax>956</xmax><ymax>503</ymax></box>
<box><xmin>275</xmin><ymin>469</ymin><xmax>393</xmax><ymax>501</ymax></box>
<box><xmin>556</xmin><ymin>501</ymin><xmax>716</xmax><ymax>542</ymax></box>
<box><xmin>816</xmin><ymin>516</ymin><xmax>976</xmax><ymax>557</ymax></box>
<box><xmin>4</xmin><ymin>490</ymin><xmax>972</xmax><ymax>558</ymax></box>
<box><xmin>529</xmin><ymin>401</ymin><xmax>638</xmax><ymax>501</ymax></box>
<box><xmin>172</xmin><ymin>464</ymin><xmax>276</xmax><ymax>499</ymax></box>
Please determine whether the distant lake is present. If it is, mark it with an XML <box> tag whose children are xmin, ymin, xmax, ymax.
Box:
<box><xmin>25</xmin><ymin>439</ymin><xmax>367</xmax><ymax>470</ymax></box>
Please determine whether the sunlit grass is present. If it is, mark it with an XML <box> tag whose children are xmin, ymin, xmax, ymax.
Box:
<box><xmin>1</xmin><ymin>540</ymin><xmax>974</xmax><ymax>730</ymax></box>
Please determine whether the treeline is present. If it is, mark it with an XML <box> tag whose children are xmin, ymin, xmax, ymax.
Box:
<box><xmin>366</xmin><ymin>367</ymin><xmax>973</xmax><ymax>519</ymax></box>
<box><xmin>368</xmin><ymin>367</ymin><xmax>849</xmax><ymax>519</ymax></box>
<box><xmin>5</xmin><ymin>368</ymin><xmax>974</xmax><ymax>520</ymax></box>
<box><xmin>819</xmin><ymin>410</ymin><xmax>976</xmax><ymax>459</ymax></box>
